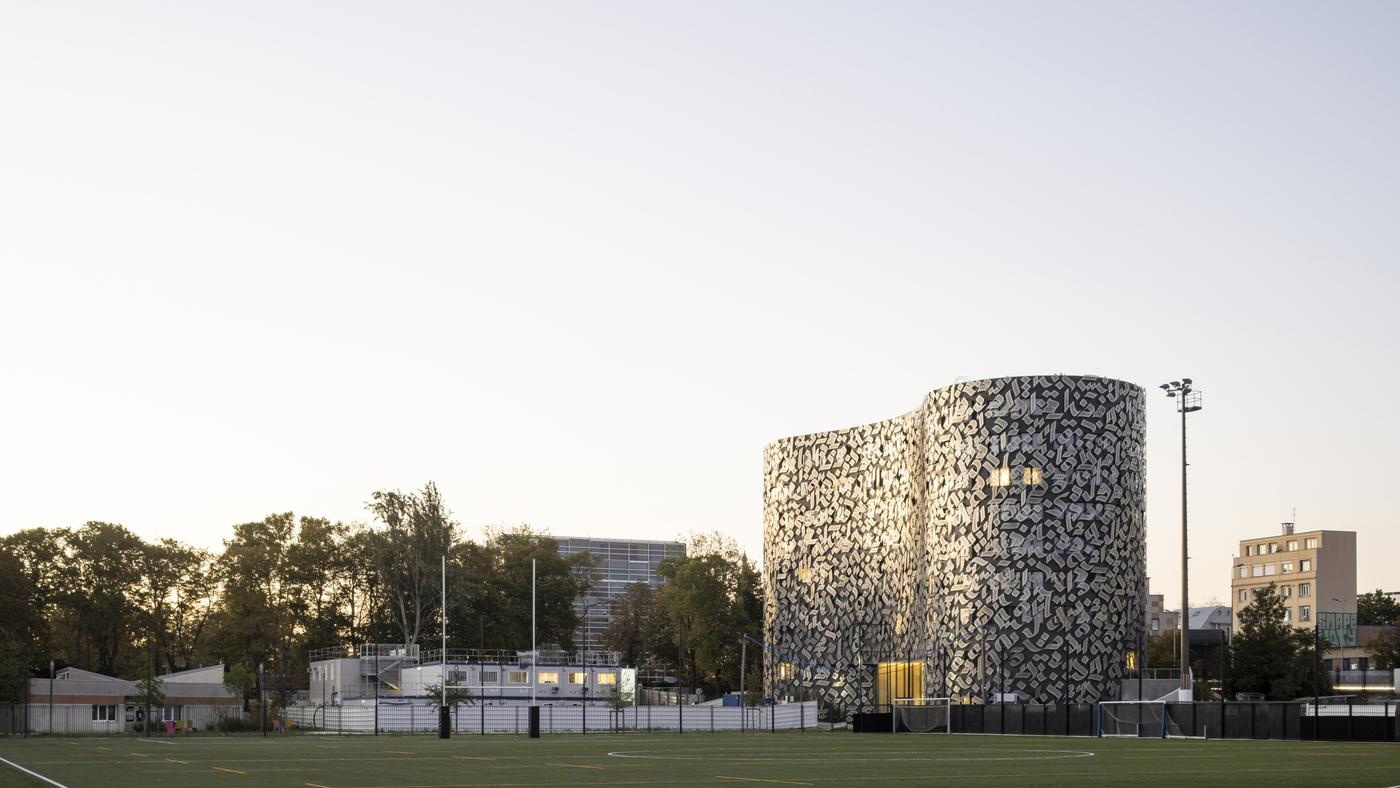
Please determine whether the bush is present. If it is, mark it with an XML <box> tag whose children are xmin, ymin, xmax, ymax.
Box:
<box><xmin>216</xmin><ymin>716</ymin><xmax>253</xmax><ymax>733</ymax></box>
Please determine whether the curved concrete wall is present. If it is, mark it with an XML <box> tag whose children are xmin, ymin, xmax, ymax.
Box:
<box><xmin>763</xmin><ymin>375</ymin><xmax>1145</xmax><ymax>709</ymax></box>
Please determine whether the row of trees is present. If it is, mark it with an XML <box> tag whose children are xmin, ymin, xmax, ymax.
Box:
<box><xmin>0</xmin><ymin>482</ymin><xmax>615</xmax><ymax>702</ymax></box>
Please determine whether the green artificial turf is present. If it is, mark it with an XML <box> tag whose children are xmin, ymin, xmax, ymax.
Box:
<box><xmin>2</xmin><ymin>731</ymin><xmax>1398</xmax><ymax>788</ymax></box>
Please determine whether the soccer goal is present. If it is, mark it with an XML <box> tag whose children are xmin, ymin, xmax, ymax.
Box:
<box><xmin>892</xmin><ymin>697</ymin><xmax>952</xmax><ymax>733</ymax></box>
<box><xmin>1096</xmin><ymin>701</ymin><xmax>1183</xmax><ymax>738</ymax></box>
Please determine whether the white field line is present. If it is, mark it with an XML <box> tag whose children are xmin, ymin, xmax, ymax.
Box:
<box><xmin>0</xmin><ymin>755</ymin><xmax>70</xmax><ymax>788</ymax></box>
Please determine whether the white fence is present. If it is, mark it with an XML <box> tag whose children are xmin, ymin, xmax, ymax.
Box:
<box><xmin>284</xmin><ymin>701</ymin><xmax>819</xmax><ymax>734</ymax></box>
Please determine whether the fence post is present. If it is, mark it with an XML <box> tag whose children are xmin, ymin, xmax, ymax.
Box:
<box><xmin>710</xmin><ymin>706</ymin><xmax>714</xmax><ymax>733</ymax></box>
<box><xmin>1347</xmin><ymin>699</ymin><xmax>1353</xmax><ymax>742</ymax></box>
<box><xmin>679</xmin><ymin>702</ymin><xmax>683</xmax><ymax>735</ymax></box>
<box><xmin>771</xmin><ymin>704</ymin><xmax>776</xmax><ymax>733</ymax></box>
<box><xmin>800</xmin><ymin>702</ymin><xmax>804</xmax><ymax>731</ymax></box>
<box><xmin>515</xmin><ymin>705</ymin><xmax>519</xmax><ymax>735</ymax></box>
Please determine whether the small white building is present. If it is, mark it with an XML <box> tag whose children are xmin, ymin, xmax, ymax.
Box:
<box><xmin>304</xmin><ymin>645</ymin><xmax>635</xmax><ymax>707</ymax></box>
<box><xmin>22</xmin><ymin>665</ymin><xmax>241</xmax><ymax>734</ymax></box>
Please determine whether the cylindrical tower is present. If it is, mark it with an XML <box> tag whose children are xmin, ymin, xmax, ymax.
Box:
<box><xmin>762</xmin><ymin>411</ymin><xmax>926</xmax><ymax>710</ymax></box>
<box><xmin>923</xmin><ymin>375</ymin><xmax>1145</xmax><ymax>703</ymax></box>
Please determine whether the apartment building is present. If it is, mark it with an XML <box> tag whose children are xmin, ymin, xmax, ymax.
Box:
<box><xmin>1231</xmin><ymin>523</ymin><xmax>1356</xmax><ymax>630</ymax></box>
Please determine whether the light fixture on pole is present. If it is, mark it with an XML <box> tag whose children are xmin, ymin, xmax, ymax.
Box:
<box><xmin>1160</xmin><ymin>378</ymin><xmax>1201</xmax><ymax>695</ymax></box>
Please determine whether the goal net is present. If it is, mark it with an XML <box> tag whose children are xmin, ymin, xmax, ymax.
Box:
<box><xmin>1097</xmin><ymin>701</ymin><xmax>1183</xmax><ymax>738</ymax></box>
<box><xmin>892</xmin><ymin>697</ymin><xmax>951</xmax><ymax>733</ymax></box>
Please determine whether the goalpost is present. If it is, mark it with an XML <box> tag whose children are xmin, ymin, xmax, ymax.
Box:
<box><xmin>892</xmin><ymin>697</ymin><xmax>952</xmax><ymax>734</ymax></box>
<box><xmin>1096</xmin><ymin>701</ymin><xmax>1185</xmax><ymax>738</ymax></box>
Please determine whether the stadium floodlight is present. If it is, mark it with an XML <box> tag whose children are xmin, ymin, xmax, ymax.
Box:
<box><xmin>891</xmin><ymin>697</ymin><xmax>952</xmax><ymax>734</ymax></box>
<box><xmin>1161</xmin><ymin>377</ymin><xmax>1202</xmax><ymax>695</ymax></box>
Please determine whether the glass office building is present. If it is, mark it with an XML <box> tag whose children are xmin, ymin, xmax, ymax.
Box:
<box><xmin>554</xmin><ymin>536</ymin><xmax>686</xmax><ymax>659</ymax></box>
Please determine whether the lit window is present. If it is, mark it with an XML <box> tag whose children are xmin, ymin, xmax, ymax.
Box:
<box><xmin>989</xmin><ymin>468</ymin><xmax>1011</xmax><ymax>487</ymax></box>
<box><xmin>1299</xmin><ymin>583</ymin><xmax>1311</xmax><ymax>597</ymax></box>
<box><xmin>508</xmin><ymin>671</ymin><xmax>528</xmax><ymax>685</ymax></box>
<box><xmin>796</xmin><ymin>567</ymin><xmax>813</xmax><ymax>583</ymax></box>
<box><xmin>538</xmin><ymin>672</ymin><xmax>559</xmax><ymax>684</ymax></box>
<box><xmin>1283</xmin><ymin>609</ymin><xmax>1292</xmax><ymax>623</ymax></box>
<box><xmin>1282</xmin><ymin>562</ymin><xmax>1294</xmax><ymax>574</ymax></box>
<box><xmin>1300</xmin><ymin>606</ymin><xmax>1311</xmax><ymax>622</ymax></box>
<box><xmin>596</xmin><ymin>673</ymin><xmax>617</xmax><ymax>686</ymax></box>
<box><xmin>1023</xmin><ymin>467</ymin><xmax>1043</xmax><ymax>485</ymax></box>
<box><xmin>1300</xmin><ymin>559</ymin><xmax>1312</xmax><ymax>572</ymax></box>
<box><xmin>569</xmin><ymin>672</ymin><xmax>585</xmax><ymax>685</ymax></box>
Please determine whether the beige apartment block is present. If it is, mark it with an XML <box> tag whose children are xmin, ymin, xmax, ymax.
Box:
<box><xmin>1231</xmin><ymin>524</ymin><xmax>1356</xmax><ymax>630</ymax></box>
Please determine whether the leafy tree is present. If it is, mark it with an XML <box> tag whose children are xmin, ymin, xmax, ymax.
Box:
<box><xmin>1358</xmin><ymin>590</ymin><xmax>1400</xmax><ymax>626</ymax></box>
<box><xmin>133</xmin><ymin>673</ymin><xmax>166</xmax><ymax>716</ymax></box>
<box><xmin>224</xmin><ymin>663</ymin><xmax>256</xmax><ymax>712</ymax></box>
<box><xmin>367</xmin><ymin>482</ymin><xmax>457</xmax><ymax>647</ymax></box>
<box><xmin>61</xmin><ymin>523</ymin><xmax>148</xmax><ymax>675</ymax></box>
<box><xmin>214</xmin><ymin>513</ymin><xmax>298</xmax><ymax>674</ymax></box>
<box><xmin>1231</xmin><ymin>584</ymin><xmax>1331</xmax><ymax>699</ymax></box>
<box><xmin>1367</xmin><ymin>627</ymin><xmax>1400</xmax><ymax>670</ymax></box>
<box><xmin>462</xmin><ymin>526</ymin><xmax>590</xmax><ymax>653</ymax></box>
<box><xmin>424</xmin><ymin>683</ymin><xmax>475</xmax><ymax>708</ymax></box>
<box><xmin>604</xmin><ymin>582</ymin><xmax>656</xmax><ymax>666</ymax></box>
<box><xmin>0</xmin><ymin>549</ymin><xmax>39</xmax><ymax>702</ymax></box>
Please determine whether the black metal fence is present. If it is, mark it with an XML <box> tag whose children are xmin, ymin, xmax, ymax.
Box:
<box><xmin>856</xmin><ymin>702</ymin><xmax>1399</xmax><ymax>742</ymax></box>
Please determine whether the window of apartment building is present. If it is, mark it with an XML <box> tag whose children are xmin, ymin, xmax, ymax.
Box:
<box><xmin>91</xmin><ymin>705</ymin><xmax>117</xmax><ymax>721</ymax></box>
<box><xmin>1287</xmin><ymin>540</ymin><xmax>1298</xmax><ymax>551</ymax></box>
<box><xmin>507</xmin><ymin>671</ymin><xmax>528</xmax><ymax>685</ymax></box>
<box><xmin>1269</xmin><ymin>543</ymin><xmax>1279</xmax><ymax>553</ymax></box>
<box><xmin>1300</xmin><ymin>559</ymin><xmax>1312</xmax><ymax>572</ymax></box>
<box><xmin>538</xmin><ymin>671</ymin><xmax>559</xmax><ymax>685</ymax></box>
<box><xmin>1283</xmin><ymin>608</ymin><xmax>1292</xmax><ymax>623</ymax></box>
<box><xmin>1151</xmin><ymin>618</ymin><xmax>1160</xmax><ymax>632</ymax></box>
<box><xmin>1300</xmin><ymin>583</ymin><xmax>1312</xmax><ymax>597</ymax></box>
<box><xmin>569</xmin><ymin>672</ymin><xmax>585</xmax><ymax>685</ymax></box>
<box><xmin>1251</xmin><ymin>565</ymin><xmax>1265</xmax><ymax>577</ymax></box>
<box><xmin>1305</xmin><ymin>538</ymin><xmax>1318</xmax><ymax>549</ymax></box>
<box><xmin>1300</xmin><ymin>605</ymin><xmax>1311</xmax><ymax>621</ymax></box>
<box><xmin>1282</xmin><ymin>561</ymin><xmax>1294</xmax><ymax>573</ymax></box>
<box><xmin>1245</xmin><ymin>545</ymin><xmax>1254</xmax><ymax>556</ymax></box>
<box><xmin>161</xmin><ymin>706</ymin><xmax>182</xmax><ymax>722</ymax></box>
<box><xmin>1282</xmin><ymin>585</ymin><xmax>1292</xmax><ymax>598</ymax></box>
<box><xmin>1238</xmin><ymin>589</ymin><xmax>1247</xmax><ymax>602</ymax></box>
<box><xmin>1239</xmin><ymin>566</ymin><xmax>1249</xmax><ymax>578</ymax></box>
<box><xmin>1264</xmin><ymin>564</ymin><xmax>1277</xmax><ymax>576</ymax></box>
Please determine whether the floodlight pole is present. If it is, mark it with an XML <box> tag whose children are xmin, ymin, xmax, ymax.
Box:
<box><xmin>1161</xmin><ymin>379</ymin><xmax>1200</xmax><ymax>695</ymax></box>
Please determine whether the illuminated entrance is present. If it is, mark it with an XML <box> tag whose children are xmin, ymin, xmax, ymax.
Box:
<box><xmin>875</xmin><ymin>660</ymin><xmax>924</xmax><ymax>707</ymax></box>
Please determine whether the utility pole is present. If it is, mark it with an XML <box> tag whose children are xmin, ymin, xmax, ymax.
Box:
<box><xmin>1161</xmin><ymin>379</ymin><xmax>1201</xmax><ymax>695</ymax></box>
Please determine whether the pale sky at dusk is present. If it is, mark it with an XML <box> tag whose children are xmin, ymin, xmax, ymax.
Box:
<box><xmin>2</xmin><ymin>1</ymin><xmax>1397</xmax><ymax>610</ymax></box>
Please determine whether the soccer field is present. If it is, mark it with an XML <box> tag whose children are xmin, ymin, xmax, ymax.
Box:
<box><xmin>1</xmin><ymin>732</ymin><xmax>1398</xmax><ymax>788</ymax></box>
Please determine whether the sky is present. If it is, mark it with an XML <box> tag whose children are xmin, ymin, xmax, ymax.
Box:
<box><xmin>2</xmin><ymin>1</ymin><xmax>1397</xmax><ymax>610</ymax></box>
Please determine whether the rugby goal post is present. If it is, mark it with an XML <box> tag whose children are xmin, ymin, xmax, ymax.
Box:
<box><xmin>891</xmin><ymin>697</ymin><xmax>952</xmax><ymax>733</ymax></box>
<box><xmin>1096</xmin><ymin>700</ymin><xmax>1184</xmax><ymax>738</ymax></box>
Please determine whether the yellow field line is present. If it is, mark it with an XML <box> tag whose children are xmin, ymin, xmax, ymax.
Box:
<box><xmin>717</xmin><ymin>777</ymin><xmax>813</xmax><ymax>786</ymax></box>
<box><xmin>213</xmin><ymin>766</ymin><xmax>248</xmax><ymax>775</ymax></box>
